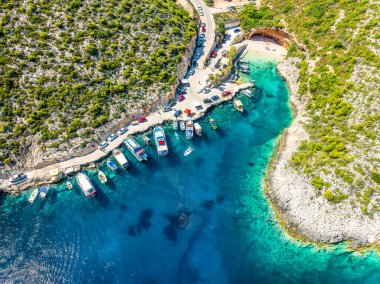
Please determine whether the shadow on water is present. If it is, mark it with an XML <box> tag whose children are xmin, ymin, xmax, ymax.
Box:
<box><xmin>95</xmin><ymin>188</ymin><xmax>111</xmax><ymax>208</ymax></box>
<box><xmin>127</xmin><ymin>208</ymin><xmax>154</xmax><ymax>237</ymax></box>
<box><xmin>163</xmin><ymin>210</ymin><xmax>194</xmax><ymax>243</ymax></box>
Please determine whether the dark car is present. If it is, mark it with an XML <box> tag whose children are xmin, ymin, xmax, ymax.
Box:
<box><xmin>174</xmin><ymin>110</ymin><xmax>182</xmax><ymax>118</ymax></box>
<box><xmin>203</xmin><ymin>98</ymin><xmax>212</xmax><ymax>104</ymax></box>
<box><xmin>166</xmin><ymin>100</ymin><xmax>177</xmax><ymax>108</ymax></box>
<box><xmin>234</xmin><ymin>28</ymin><xmax>241</xmax><ymax>33</ymax></box>
<box><xmin>163</xmin><ymin>106</ymin><xmax>172</xmax><ymax>112</ymax></box>
<box><xmin>211</xmin><ymin>95</ymin><xmax>219</xmax><ymax>101</ymax></box>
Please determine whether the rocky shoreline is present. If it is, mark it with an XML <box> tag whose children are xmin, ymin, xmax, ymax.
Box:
<box><xmin>267</xmin><ymin>58</ymin><xmax>380</xmax><ymax>247</ymax></box>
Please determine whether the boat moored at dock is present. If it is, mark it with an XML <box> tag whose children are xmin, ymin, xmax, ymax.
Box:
<box><xmin>233</xmin><ymin>99</ymin><xmax>244</xmax><ymax>113</ymax></box>
<box><xmin>209</xmin><ymin>117</ymin><xmax>218</xmax><ymax>130</ymax></box>
<box><xmin>107</xmin><ymin>160</ymin><xmax>118</xmax><ymax>171</ymax></box>
<box><xmin>143</xmin><ymin>136</ymin><xmax>152</xmax><ymax>146</ymax></box>
<box><xmin>153</xmin><ymin>126</ymin><xmax>169</xmax><ymax>156</ymax></box>
<box><xmin>66</xmin><ymin>180</ymin><xmax>73</xmax><ymax>189</ymax></box>
<box><xmin>180</xmin><ymin>121</ymin><xmax>186</xmax><ymax>131</ymax></box>
<box><xmin>113</xmin><ymin>149</ymin><xmax>129</xmax><ymax>169</ymax></box>
<box><xmin>173</xmin><ymin>120</ymin><xmax>179</xmax><ymax>131</ymax></box>
<box><xmin>123</xmin><ymin>137</ymin><xmax>148</xmax><ymax>162</ymax></box>
<box><xmin>76</xmin><ymin>173</ymin><xmax>96</xmax><ymax>198</ymax></box>
<box><xmin>241</xmin><ymin>89</ymin><xmax>253</xmax><ymax>98</ymax></box>
<box><xmin>39</xmin><ymin>186</ymin><xmax>49</xmax><ymax>198</ymax></box>
<box><xmin>186</xmin><ymin>120</ymin><xmax>194</xmax><ymax>140</ymax></box>
<box><xmin>28</xmin><ymin>188</ymin><xmax>38</xmax><ymax>204</ymax></box>
<box><xmin>98</xmin><ymin>171</ymin><xmax>107</xmax><ymax>184</ymax></box>
<box><xmin>194</xmin><ymin>123</ymin><xmax>203</xmax><ymax>137</ymax></box>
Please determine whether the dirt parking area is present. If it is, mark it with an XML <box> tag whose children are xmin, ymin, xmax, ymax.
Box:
<box><xmin>212</xmin><ymin>0</ymin><xmax>255</xmax><ymax>9</ymax></box>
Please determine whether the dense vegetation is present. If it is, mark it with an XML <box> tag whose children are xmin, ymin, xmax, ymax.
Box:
<box><xmin>0</xmin><ymin>0</ymin><xmax>195</xmax><ymax>165</ymax></box>
<box><xmin>239</xmin><ymin>1</ymin><xmax>380</xmax><ymax>214</ymax></box>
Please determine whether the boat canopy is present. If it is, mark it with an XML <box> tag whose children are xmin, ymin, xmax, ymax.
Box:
<box><xmin>39</xmin><ymin>186</ymin><xmax>48</xmax><ymax>193</ymax></box>
<box><xmin>78</xmin><ymin>174</ymin><xmax>93</xmax><ymax>191</ymax></box>
<box><xmin>158</xmin><ymin>140</ymin><xmax>165</xmax><ymax>146</ymax></box>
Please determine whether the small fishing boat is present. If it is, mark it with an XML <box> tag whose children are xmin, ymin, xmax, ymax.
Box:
<box><xmin>107</xmin><ymin>160</ymin><xmax>118</xmax><ymax>171</ymax></box>
<box><xmin>180</xmin><ymin>121</ymin><xmax>186</xmax><ymax>131</ymax></box>
<box><xmin>123</xmin><ymin>137</ymin><xmax>148</xmax><ymax>162</ymax></box>
<box><xmin>66</xmin><ymin>180</ymin><xmax>73</xmax><ymax>190</ymax></box>
<box><xmin>28</xmin><ymin>188</ymin><xmax>39</xmax><ymax>204</ymax></box>
<box><xmin>184</xmin><ymin>147</ymin><xmax>193</xmax><ymax>156</ymax></box>
<box><xmin>194</xmin><ymin>122</ymin><xmax>203</xmax><ymax>137</ymax></box>
<box><xmin>233</xmin><ymin>99</ymin><xmax>244</xmax><ymax>113</ymax></box>
<box><xmin>241</xmin><ymin>89</ymin><xmax>253</xmax><ymax>98</ymax></box>
<box><xmin>153</xmin><ymin>126</ymin><xmax>169</xmax><ymax>156</ymax></box>
<box><xmin>241</xmin><ymin>69</ymin><xmax>250</xmax><ymax>74</ymax></box>
<box><xmin>185</xmin><ymin>120</ymin><xmax>194</xmax><ymax>140</ymax></box>
<box><xmin>113</xmin><ymin>149</ymin><xmax>129</xmax><ymax>169</ymax></box>
<box><xmin>98</xmin><ymin>170</ymin><xmax>107</xmax><ymax>184</ymax></box>
<box><xmin>143</xmin><ymin>136</ymin><xmax>152</xmax><ymax>146</ymax></box>
<box><xmin>173</xmin><ymin>120</ymin><xmax>179</xmax><ymax>131</ymax></box>
<box><xmin>76</xmin><ymin>173</ymin><xmax>96</xmax><ymax>198</ymax></box>
<box><xmin>39</xmin><ymin>186</ymin><xmax>49</xmax><ymax>198</ymax></box>
<box><xmin>239</xmin><ymin>59</ymin><xmax>248</xmax><ymax>64</ymax></box>
<box><xmin>209</xmin><ymin>117</ymin><xmax>218</xmax><ymax>130</ymax></box>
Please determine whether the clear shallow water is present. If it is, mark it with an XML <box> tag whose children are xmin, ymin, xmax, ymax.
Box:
<box><xmin>1</xmin><ymin>55</ymin><xmax>380</xmax><ymax>283</ymax></box>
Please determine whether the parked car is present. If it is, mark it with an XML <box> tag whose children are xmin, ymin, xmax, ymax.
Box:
<box><xmin>203</xmin><ymin>88</ymin><xmax>211</xmax><ymax>94</ymax></box>
<box><xmin>211</xmin><ymin>51</ymin><xmax>217</xmax><ymax>58</ymax></box>
<box><xmin>138</xmin><ymin>116</ymin><xmax>147</xmax><ymax>123</ymax></box>
<box><xmin>199</xmin><ymin>11</ymin><xmax>204</xmax><ymax>16</ymax></box>
<box><xmin>177</xmin><ymin>95</ymin><xmax>185</xmax><ymax>102</ymax></box>
<box><xmin>174</xmin><ymin>110</ymin><xmax>182</xmax><ymax>118</ymax></box>
<box><xmin>195</xmin><ymin>53</ymin><xmax>201</xmax><ymax>60</ymax></box>
<box><xmin>227</xmin><ymin>6</ymin><xmax>236</xmax><ymax>11</ymax></box>
<box><xmin>222</xmin><ymin>90</ymin><xmax>232</xmax><ymax>96</ymax></box>
<box><xmin>167</xmin><ymin>100</ymin><xmax>177</xmax><ymax>108</ymax></box>
<box><xmin>200</xmin><ymin>22</ymin><xmax>206</xmax><ymax>27</ymax></box>
<box><xmin>214</xmin><ymin>58</ymin><xmax>222</xmax><ymax>69</ymax></box>
<box><xmin>222</xmin><ymin>50</ymin><xmax>228</xmax><ymax>57</ymax></box>
<box><xmin>199</xmin><ymin>33</ymin><xmax>205</xmax><ymax>38</ymax></box>
<box><xmin>163</xmin><ymin>106</ymin><xmax>172</xmax><ymax>112</ymax></box>
<box><xmin>234</xmin><ymin>28</ymin><xmax>241</xmax><ymax>33</ymax></box>
<box><xmin>203</xmin><ymin>98</ymin><xmax>212</xmax><ymax>104</ymax></box>
<box><xmin>201</xmin><ymin>26</ymin><xmax>206</xmax><ymax>33</ymax></box>
<box><xmin>188</xmin><ymin>69</ymin><xmax>195</xmax><ymax>75</ymax></box>
<box><xmin>211</xmin><ymin>95</ymin><xmax>219</xmax><ymax>101</ymax></box>
<box><xmin>107</xmin><ymin>133</ymin><xmax>117</xmax><ymax>142</ymax></box>
<box><xmin>99</xmin><ymin>141</ymin><xmax>109</xmax><ymax>148</ymax></box>
<box><xmin>117</xmin><ymin>127</ymin><xmax>128</xmax><ymax>135</ymax></box>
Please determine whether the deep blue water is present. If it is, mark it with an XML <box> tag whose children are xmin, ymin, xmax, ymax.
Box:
<box><xmin>1</xmin><ymin>55</ymin><xmax>380</xmax><ymax>283</ymax></box>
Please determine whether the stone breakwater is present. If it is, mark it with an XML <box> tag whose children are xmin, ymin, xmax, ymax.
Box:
<box><xmin>267</xmin><ymin>58</ymin><xmax>380</xmax><ymax>247</ymax></box>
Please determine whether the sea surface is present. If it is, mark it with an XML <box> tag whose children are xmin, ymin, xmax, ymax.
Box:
<box><xmin>1</xmin><ymin>54</ymin><xmax>380</xmax><ymax>283</ymax></box>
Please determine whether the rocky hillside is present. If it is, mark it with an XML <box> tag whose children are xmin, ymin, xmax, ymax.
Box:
<box><xmin>0</xmin><ymin>0</ymin><xmax>195</xmax><ymax>167</ymax></box>
<box><xmin>240</xmin><ymin>1</ymin><xmax>380</xmax><ymax>215</ymax></box>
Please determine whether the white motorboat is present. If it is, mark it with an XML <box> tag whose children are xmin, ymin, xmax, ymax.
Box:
<box><xmin>153</xmin><ymin>126</ymin><xmax>169</xmax><ymax>156</ymax></box>
<box><xmin>184</xmin><ymin>147</ymin><xmax>193</xmax><ymax>156</ymax></box>
<box><xmin>76</xmin><ymin>173</ymin><xmax>96</xmax><ymax>198</ymax></box>
<box><xmin>123</xmin><ymin>137</ymin><xmax>148</xmax><ymax>162</ymax></box>
<box><xmin>185</xmin><ymin>120</ymin><xmax>194</xmax><ymax>139</ymax></box>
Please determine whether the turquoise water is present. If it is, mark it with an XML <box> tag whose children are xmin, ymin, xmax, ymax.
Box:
<box><xmin>1</xmin><ymin>55</ymin><xmax>380</xmax><ymax>283</ymax></box>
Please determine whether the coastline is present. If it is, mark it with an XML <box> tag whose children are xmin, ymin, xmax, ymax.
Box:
<box><xmin>266</xmin><ymin>57</ymin><xmax>380</xmax><ymax>248</ymax></box>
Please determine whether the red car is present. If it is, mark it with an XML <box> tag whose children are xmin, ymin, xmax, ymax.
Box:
<box><xmin>222</xmin><ymin>90</ymin><xmax>231</xmax><ymax>96</ymax></box>
<box><xmin>138</xmin><ymin>116</ymin><xmax>147</xmax><ymax>123</ymax></box>
<box><xmin>201</xmin><ymin>26</ymin><xmax>206</xmax><ymax>33</ymax></box>
<box><xmin>177</xmin><ymin>95</ymin><xmax>185</xmax><ymax>102</ymax></box>
<box><xmin>211</xmin><ymin>51</ymin><xmax>217</xmax><ymax>58</ymax></box>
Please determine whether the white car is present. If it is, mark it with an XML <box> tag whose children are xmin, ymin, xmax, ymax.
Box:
<box><xmin>199</xmin><ymin>33</ymin><xmax>205</xmax><ymax>38</ymax></box>
<box><xmin>199</xmin><ymin>11</ymin><xmax>204</xmax><ymax>16</ymax></box>
<box><xmin>203</xmin><ymin>87</ymin><xmax>211</xmax><ymax>94</ymax></box>
<box><xmin>107</xmin><ymin>133</ymin><xmax>118</xmax><ymax>142</ymax></box>
<box><xmin>197</xmin><ymin>5</ymin><xmax>202</xmax><ymax>10</ymax></box>
<box><xmin>117</xmin><ymin>127</ymin><xmax>128</xmax><ymax>135</ymax></box>
<box><xmin>201</xmin><ymin>22</ymin><xmax>206</xmax><ymax>27</ymax></box>
<box><xmin>195</xmin><ymin>53</ymin><xmax>201</xmax><ymax>60</ymax></box>
<box><xmin>99</xmin><ymin>141</ymin><xmax>109</xmax><ymax>149</ymax></box>
<box><xmin>189</xmin><ymin>69</ymin><xmax>195</xmax><ymax>75</ymax></box>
